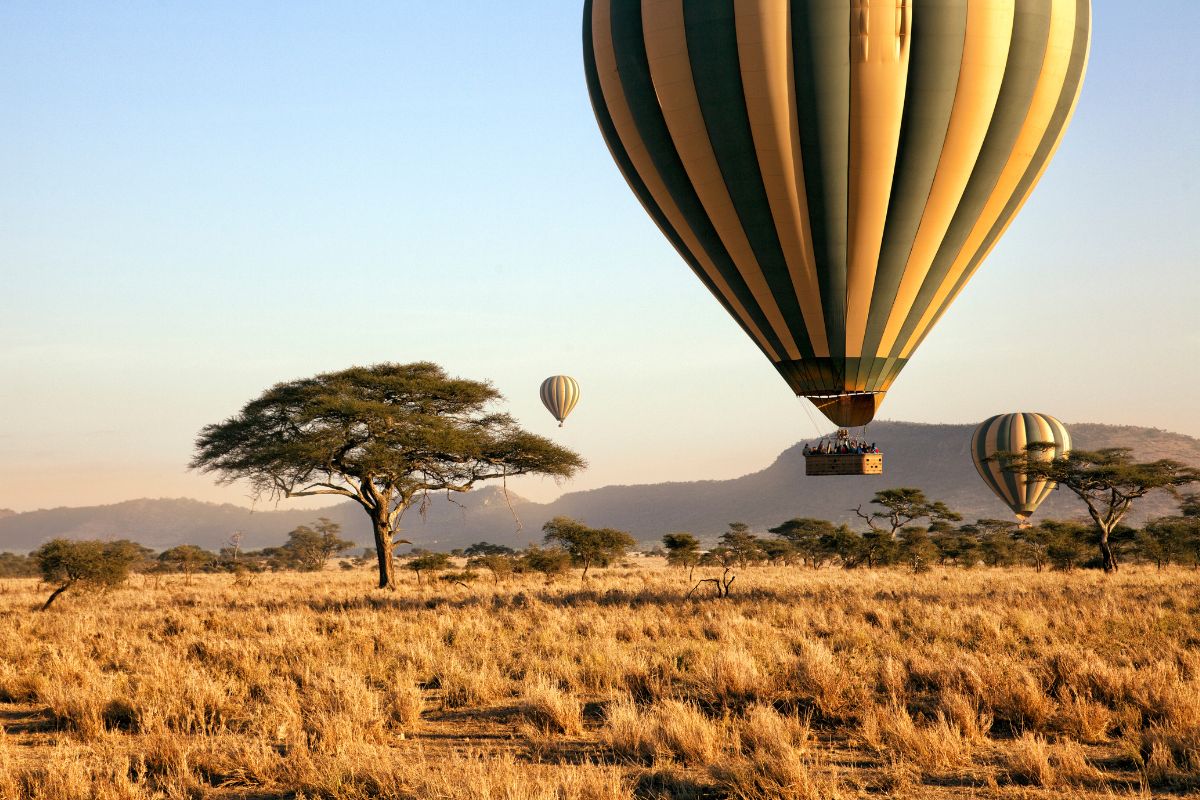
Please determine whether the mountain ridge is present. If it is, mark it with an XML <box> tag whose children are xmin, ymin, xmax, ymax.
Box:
<box><xmin>1</xmin><ymin>422</ymin><xmax>1195</xmax><ymax>552</ymax></box>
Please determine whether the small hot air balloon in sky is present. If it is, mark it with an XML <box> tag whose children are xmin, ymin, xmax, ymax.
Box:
<box><xmin>583</xmin><ymin>0</ymin><xmax>1091</xmax><ymax>427</ymax></box>
<box><xmin>540</xmin><ymin>376</ymin><xmax>581</xmax><ymax>427</ymax></box>
<box><xmin>971</xmin><ymin>413</ymin><xmax>1071</xmax><ymax>523</ymax></box>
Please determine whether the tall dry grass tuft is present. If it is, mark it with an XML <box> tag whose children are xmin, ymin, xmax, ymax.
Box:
<box><xmin>711</xmin><ymin>745</ymin><xmax>838</xmax><ymax>800</ymax></box>
<box><xmin>1138</xmin><ymin>686</ymin><xmax>1200</xmax><ymax>783</ymax></box>
<box><xmin>602</xmin><ymin>698</ymin><xmax>654</xmax><ymax>763</ymax></box>
<box><xmin>1056</xmin><ymin>691</ymin><xmax>1114</xmax><ymax>744</ymax></box>
<box><xmin>386</xmin><ymin>678</ymin><xmax>425</xmax><ymax>732</ymax></box>
<box><xmin>601</xmin><ymin>699</ymin><xmax>719</xmax><ymax>765</ymax></box>
<box><xmin>860</xmin><ymin>704</ymin><xmax>971</xmax><ymax>771</ymax></box>
<box><xmin>1004</xmin><ymin>733</ymin><xmax>1057</xmax><ymax>787</ymax></box>
<box><xmin>938</xmin><ymin>690</ymin><xmax>993</xmax><ymax>743</ymax></box>
<box><xmin>984</xmin><ymin>663</ymin><xmax>1055</xmax><ymax>733</ymax></box>
<box><xmin>791</xmin><ymin>639</ymin><xmax>857</xmax><ymax>720</ymax></box>
<box><xmin>736</xmin><ymin>703</ymin><xmax>812</xmax><ymax>756</ymax></box>
<box><xmin>650</xmin><ymin>700</ymin><xmax>721</xmax><ymax>765</ymax></box>
<box><xmin>1003</xmin><ymin>733</ymin><xmax>1104</xmax><ymax>788</ymax></box>
<box><xmin>695</xmin><ymin>646</ymin><xmax>770</xmax><ymax>708</ymax></box>
<box><xmin>521</xmin><ymin>674</ymin><xmax>584</xmax><ymax>735</ymax></box>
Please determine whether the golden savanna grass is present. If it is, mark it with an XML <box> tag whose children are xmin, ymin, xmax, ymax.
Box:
<box><xmin>1</xmin><ymin>564</ymin><xmax>1199</xmax><ymax>798</ymax></box>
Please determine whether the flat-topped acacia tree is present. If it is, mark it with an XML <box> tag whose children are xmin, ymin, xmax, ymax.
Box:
<box><xmin>191</xmin><ymin>362</ymin><xmax>585</xmax><ymax>589</ymax></box>
<box><xmin>999</xmin><ymin>446</ymin><xmax>1200</xmax><ymax>573</ymax></box>
<box><xmin>1003</xmin><ymin>448</ymin><xmax>1200</xmax><ymax>573</ymax></box>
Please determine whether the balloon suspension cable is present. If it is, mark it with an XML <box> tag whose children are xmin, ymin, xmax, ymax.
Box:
<box><xmin>799</xmin><ymin>396</ymin><xmax>826</xmax><ymax>440</ymax></box>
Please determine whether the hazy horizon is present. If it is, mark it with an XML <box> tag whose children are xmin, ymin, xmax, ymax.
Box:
<box><xmin>3</xmin><ymin>3</ymin><xmax>1198</xmax><ymax>514</ymax></box>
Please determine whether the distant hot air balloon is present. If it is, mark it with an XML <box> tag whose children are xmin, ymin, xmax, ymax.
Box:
<box><xmin>540</xmin><ymin>376</ymin><xmax>581</xmax><ymax>427</ymax></box>
<box><xmin>971</xmin><ymin>413</ymin><xmax>1071</xmax><ymax>523</ymax></box>
<box><xmin>583</xmin><ymin>0</ymin><xmax>1091</xmax><ymax>427</ymax></box>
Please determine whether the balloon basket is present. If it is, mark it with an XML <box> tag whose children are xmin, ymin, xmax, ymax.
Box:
<box><xmin>803</xmin><ymin>429</ymin><xmax>883</xmax><ymax>477</ymax></box>
<box><xmin>805</xmin><ymin>453</ymin><xmax>884</xmax><ymax>477</ymax></box>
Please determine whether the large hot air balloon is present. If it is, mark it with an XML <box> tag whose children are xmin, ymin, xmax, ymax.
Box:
<box><xmin>583</xmin><ymin>0</ymin><xmax>1090</xmax><ymax>427</ymax></box>
<box><xmin>540</xmin><ymin>376</ymin><xmax>581</xmax><ymax>427</ymax></box>
<box><xmin>971</xmin><ymin>413</ymin><xmax>1071</xmax><ymax>522</ymax></box>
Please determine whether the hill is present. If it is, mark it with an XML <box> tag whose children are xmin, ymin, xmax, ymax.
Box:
<box><xmin>0</xmin><ymin>422</ymin><xmax>1196</xmax><ymax>552</ymax></box>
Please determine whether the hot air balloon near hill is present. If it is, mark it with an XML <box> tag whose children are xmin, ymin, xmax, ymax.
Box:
<box><xmin>972</xmin><ymin>413</ymin><xmax>1071</xmax><ymax>522</ymax></box>
<box><xmin>540</xmin><ymin>376</ymin><xmax>581</xmax><ymax>427</ymax></box>
<box><xmin>583</xmin><ymin>0</ymin><xmax>1091</xmax><ymax>427</ymax></box>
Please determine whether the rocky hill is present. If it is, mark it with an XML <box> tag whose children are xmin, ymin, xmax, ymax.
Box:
<box><xmin>0</xmin><ymin>422</ymin><xmax>1195</xmax><ymax>552</ymax></box>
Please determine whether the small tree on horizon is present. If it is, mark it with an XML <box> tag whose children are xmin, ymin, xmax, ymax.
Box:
<box><xmin>1137</xmin><ymin>516</ymin><xmax>1200</xmax><ymax>569</ymax></box>
<box><xmin>898</xmin><ymin>527</ymin><xmax>938</xmax><ymax>573</ymax></box>
<box><xmin>158</xmin><ymin>544</ymin><xmax>213</xmax><ymax>584</ymax></box>
<box><xmin>998</xmin><ymin>446</ymin><xmax>1200</xmax><ymax>572</ymax></box>
<box><xmin>468</xmin><ymin>552</ymin><xmax>517</xmax><ymax>583</ymax></box>
<box><xmin>190</xmin><ymin>362</ymin><xmax>585</xmax><ymax>590</ymax></box>
<box><xmin>719</xmin><ymin>523</ymin><xmax>764</xmax><ymax>568</ymax></box>
<box><xmin>405</xmin><ymin>551</ymin><xmax>451</xmax><ymax>585</ymax></box>
<box><xmin>662</xmin><ymin>532</ymin><xmax>701</xmax><ymax>581</ymax></box>
<box><xmin>964</xmin><ymin>519</ymin><xmax>1020</xmax><ymax>567</ymax></box>
<box><xmin>464</xmin><ymin>542</ymin><xmax>516</xmax><ymax>557</ymax></box>
<box><xmin>769</xmin><ymin>518</ymin><xmax>836</xmax><ymax>568</ymax></box>
<box><xmin>278</xmin><ymin>518</ymin><xmax>356</xmax><ymax>572</ymax></box>
<box><xmin>1179</xmin><ymin>493</ymin><xmax>1200</xmax><ymax>518</ymax></box>
<box><xmin>519</xmin><ymin>545</ymin><xmax>572</xmax><ymax>579</ymax></box>
<box><xmin>542</xmin><ymin>516</ymin><xmax>635</xmax><ymax>579</ymax></box>
<box><xmin>34</xmin><ymin>539</ymin><xmax>143</xmax><ymax>611</ymax></box>
<box><xmin>853</xmin><ymin>489</ymin><xmax>959</xmax><ymax>569</ymax></box>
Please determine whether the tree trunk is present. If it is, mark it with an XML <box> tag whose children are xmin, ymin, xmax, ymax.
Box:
<box><xmin>40</xmin><ymin>582</ymin><xmax>73</xmax><ymax>611</ymax></box>
<box><xmin>373</xmin><ymin>516</ymin><xmax>396</xmax><ymax>590</ymax></box>
<box><xmin>1099</xmin><ymin>527</ymin><xmax>1119</xmax><ymax>573</ymax></box>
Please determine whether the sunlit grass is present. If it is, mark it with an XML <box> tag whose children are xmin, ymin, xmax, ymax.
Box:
<box><xmin>0</xmin><ymin>564</ymin><xmax>1198</xmax><ymax>798</ymax></box>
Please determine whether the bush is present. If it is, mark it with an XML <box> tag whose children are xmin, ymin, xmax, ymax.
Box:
<box><xmin>34</xmin><ymin>539</ymin><xmax>143</xmax><ymax>610</ymax></box>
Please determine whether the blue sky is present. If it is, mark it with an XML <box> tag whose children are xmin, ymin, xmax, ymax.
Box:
<box><xmin>1</xmin><ymin>2</ymin><xmax>1197</xmax><ymax>512</ymax></box>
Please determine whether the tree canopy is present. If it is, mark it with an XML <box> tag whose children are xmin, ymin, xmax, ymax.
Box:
<box><xmin>542</xmin><ymin>516</ymin><xmax>635</xmax><ymax>579</ymax></box>
<box><xmin>34</xmin><ymin>539</ymin><xmax>145</xmax><ymax>611</ymax></box>
<box><xmin>662</xmin><ymin>532</ymin><xmax>701</xmax><ymax>579</ymax></box>
<box><xmin>275</xmin><ymin>519</ymin><xmax>355</xmax><ymax>572</ymax></box>
<box><xmin>191</xmin><ymin>362</ymin><xmax>585</xmax><ymax>589</ymax></box>
<box><xmin>158</xmin><ymin>545</ymin><xmax>213</xmax><ymax>583</ymax></box>
<box><xmin>998</xmin><ymin>446</ymin><xmax>1200</xmax><ymax>572</ymax></box>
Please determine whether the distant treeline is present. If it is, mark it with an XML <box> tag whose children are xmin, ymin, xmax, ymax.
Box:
<box><xmin>7</xmin><ymin>489</ymin><xmax>1200</xmax><ymax>586</ymax></box>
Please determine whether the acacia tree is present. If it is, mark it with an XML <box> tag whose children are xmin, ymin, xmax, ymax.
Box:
<box><xmin>542</xmin><ymin>516</ymin><xmax>635</xmax><ymax>579</ymax></box>
<box><xmin>999</xmin><ymin>446</ymin><xmax>1200</xmax><ymax>572</ymax></box>
<box><xmin>1138</xmin><ymin>516</ymin><xmax>1200</xmax><ymax>569</ymax></box>
<box><xmin>1181</xmin><ymin>494</ymin><xmax>1200</xmax><ymax>518</ymax></box>
<box><xmin>158</xmin><ymin>544</ymin><xmax>213</xmax><ymax>584</ymax></box>
<box><xmin>768</xmin><ymin>518</ymin><xmax>836</xmax><ymax>568</ymax></box>
<box><xmin>898</xmin><ymin>527</ymin><xmax>938</xmax><ymax>573</ymax></box>
<box><xmin>662</xmin><ymin>532</ymin><xmax>701</xmax><ymax>581</ymax></box>
<box><xmin>191</xmin><ymin>363</ymin><xmax>585</xmax><ymax>589</ymax></box>
<box><xmin>406</xmin><ymin>552</ymin><xmax>451</xmax><ymax>585</ymax></box>
<box><xmin>279</xmin><ymin>519</ymin><xmax>356</xmax><ymax>571</ymax></box>
<box><xmin>719</xmin><ymin>523</ymin><xmax>764</xmax><ymax>568</ymax></box>
<box><xmin>854</xmin><ymin>488</ymin><xmax>960</xmax><ymax>567</ymax></box>
<box><xmin>964</xmin><ymin>519</ymin><xmax>1019</xmax><ymax>567</ymax></box>
<box><xmin>34</xmin><ymin>539</ymin><xmax>144</xmax><ymax>611</ymax></box>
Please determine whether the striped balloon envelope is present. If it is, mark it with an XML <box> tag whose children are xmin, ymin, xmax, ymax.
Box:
<box><xmin>583</xmin><ymin>0</ymin><xmax>1091</xmax><ymax>427</ymax></box>
<box><xmin>540</xmin><ymin>376</ymin><xmax>581</xmax><ymax>427</ymax></box>
<box><xmin>971</xmin><ymin>413</ymin><xmax>1071</xmax><ymax>522</ymax></box>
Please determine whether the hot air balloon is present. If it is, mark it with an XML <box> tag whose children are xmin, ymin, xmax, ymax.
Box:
<box><xmin>540</xmin><ymin>376</ymin><xmax>581</xmax><ymax>427</ymax></box>
<box><xmin>971</xmin><ymin>413</ymin><xmax>1071</xmax><ymax>523</ymax></box>
<box><xmin>583</xmin><ymin>0</ymin><xmax>1090</xmax><ymax>428</ymax></box>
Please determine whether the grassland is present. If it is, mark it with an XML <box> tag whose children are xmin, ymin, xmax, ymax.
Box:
<box><xmin>1</xmin><ymin>563</ymin><xmax>1198</xmax><ymax>799</ymax></box>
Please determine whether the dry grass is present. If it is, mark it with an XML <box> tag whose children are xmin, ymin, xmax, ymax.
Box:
<box><xmin>0</xmin><ymin>565</ymin><xmax>1198</xmax><ymax>798</ymax></box>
